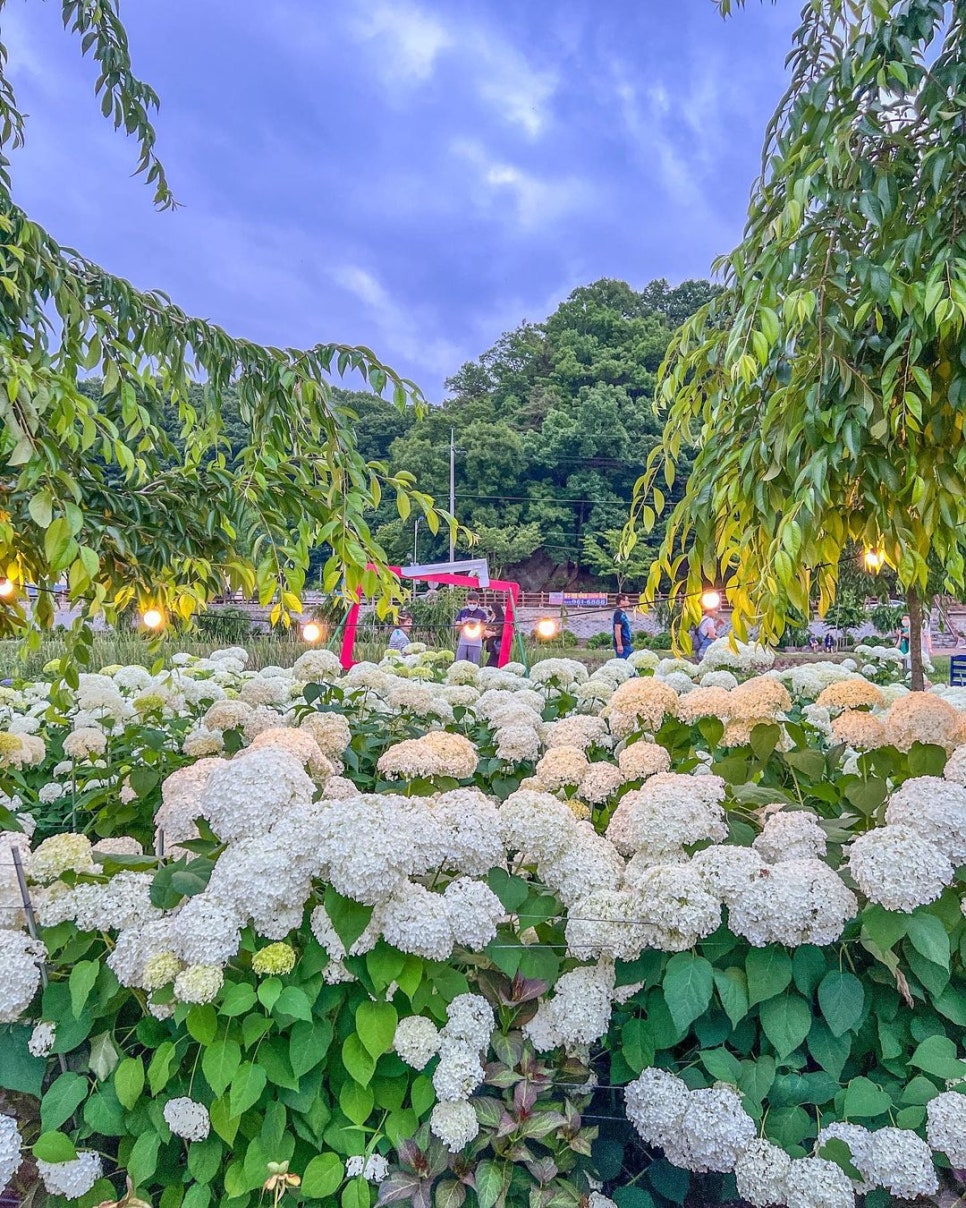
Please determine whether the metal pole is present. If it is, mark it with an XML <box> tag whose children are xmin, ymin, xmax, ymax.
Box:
<box><xmin>11</xmin><ymin>846</ymin><xmax>69</xmax><ymax>1073</ymax></box>
<box><xmin>413</xmin><ymin>517</ymin><xmax>420</xmax><ymax>565</ymax></box>
<box><xmin>449</xmin><ymin>427</ymin><xmax>455</xmax><ymax>563</ymax></box>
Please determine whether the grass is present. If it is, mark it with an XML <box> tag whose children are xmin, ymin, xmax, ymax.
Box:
<box><xmin>0</xmin><ymin>633</ymin><xmax>618</xmax><ymax>680</ymax></box>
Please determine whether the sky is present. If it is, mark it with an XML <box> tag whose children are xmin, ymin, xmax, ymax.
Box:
<box><xmin>4</xmin><ymin>0</ymin><xmax>801</xmax><ymax>400</ymax></box>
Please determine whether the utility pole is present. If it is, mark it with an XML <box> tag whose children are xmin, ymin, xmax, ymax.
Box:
<box><xmin>449</xmin><ymin>427</ymin><xmax>456</xmax><ymax>563</ymax></box>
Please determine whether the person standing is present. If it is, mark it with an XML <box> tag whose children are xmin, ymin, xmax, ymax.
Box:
<box><xmin>388</xmin><ymin>612</ymin><xmax>413</xmax><ymax>652</ymax></box>
<box><xmin>897</xmin><ymin>614</ymin><xmax>911</xmax><ymax>671</ymax></box>
<box><xmin>613</xmin><ymin>593</ymin><xmax>633</xmax><ymax>659</ymax></box>
<box><xmin>454</xmin><ymin>591</ymin><xmax>489</xmax><ymax>664</ymax></box>
<box><xmin>694</xmin><ymin>605</ymin><xmax>720</xmax><ymax>658</ymax></box>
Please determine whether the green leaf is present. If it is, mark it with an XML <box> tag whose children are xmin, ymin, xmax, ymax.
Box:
<box><xmin>622</xmin><ymin>1017</ymin><xmax>655</xmax><ymax>1074</ymax></box>
<box><xmin>807</xmin><ymin>1021</ymin><xmax>851</xmax><ymax>1080</ymax></box>
<box><xmin>202</xmin><ymin>1039</ymin><xmax>241</xmax><ymax>1098</ymax></box>
<box><xmin>41</xmin><ymin>1071</ymin><xmax>88</xmax><ymax>1132</ymax></box>
<box><xmin>791</xmin><ymin>945</ymin><xmax>827</xmax><ymax>998</ymax></box>
<box><xmin>187</xmin><ymin>1137</ymin><xmax>224</xmax><ymax>1185</ymax></box>
<box><xmin>842</xmin><ymin>1076</ymin><xmax>892</xmax><ymax>1118</ymax></box>
<box><xmin>127</xmin><ymin>1130</ymin><xmax>161</xmax><ymax>1185</ymax></box>
<box><xmin>186</xmin><ymin>1005</ymin><xmax>218</xmax><ymax>1046</ymax></box>
<box><xmin>273</xmin><ymin>986</ymin><xmax>313</xmax><ymax>1022</ymax></box>
<box><xmin>906</xmin><ymin>913</ymin><xmax>951</xmax><ymax>970</ymax></box>
<box><xmin>713</xmin><ymin>967</ymin><xmax>749</xmax><ymax>1027</ymax></box>
<box><xmin>69</xmin><ymin>960</ymin><xmax>99</xmax><ymax>1018</ymax></box>
<box><xmin>818</xmin><ymin>971</ymin><xmax>865</xmax><ymax>1038</ymax></box>
<box><xmin>339</xmin><ymin>1079</ymin><xmax>374</xmax><ymax>1125</ymax></box>
<box><xmin>33</xmin><ymin>1132</ymin><xmax>78</xmax><ymax>1163</ymax></box>
<box><xmin>220</xmin><ymin>982</ymin><xmax>257</xmax><ymax>1016</ymax></box>
<box><xmin>147</xmin><ymin>1041</ymin><xmax>177</xmax><ymax>1095</ymax></box>
<box><xmin>290</xmin><ymin>1019</ymin><xmax>332</xmax><ymax>1079</ymax></box>
<box><xmin>341</xmin><ymin>1176</ymin><xmax>370</xmax><ymax>1208</ymax></box>
<box><xmin>910</xmin><ymin>1035</ymin><xmax>966</xmax><ymax>1081</ymax></box>
<box><xmin>88</xmin><ymin>1031</ymin><xmax>120</xmax><ymax>1082</ymax></box>
<box><xmin>302</xmin><ymin>1153</ymin><xmax>344</xmax><ymax>1199</ymax></box>
<box><xmin>113</xmin><ymin>1056</ymin><xmax>145</xmax><ymax>1110</ymax></box>
<box><xmin>342</xmin><ymin>1034</ymin><xmax>376</xmax><ymax>1086</ymax></box>
<box><xmin>759</xmin><ymin>993</ymin><xmax>811</xmax><ymax>1058</ymax></box>
<box><xmin>229</xmin><ymin>1061</ymin><xmax>267</xmax><ymax>1117</ymax></box>
<box><xmin>613</xmin><ymin>1189</ymin><xmax>656</xmax><ymax>1208</ymax></box>
<box><xmin>0</xmin><ymin>1025</ymin><xmax>47</xmax><ymax>1095</ymax></box>
<box><xmin>699</xmin><ymin>1047</ymin><xmax>741</xmax><ymax>1085</ymax></box>
<box><xmin>487</xmin><ymin>867</ymin><xmax>529</xmax><ymax>911</ymax></box>
<box><xmin>324</xmin><ymin>888</ymin><xmax>374</xmax><ymax>950</ymax></box>
<box><xmin>355</xmin><ymin>1000</ymin><xmax>398</xmax><ymax>1061</ymax></box>
<box><xmin>475</xmin><ymin>1159</ymin><xmax>509</xmax><ymax>1208</ymax></box>
<box><xmin>746</xmin><ymin>946</ymin><xmax>792</xmax><ymax>1007</ymax></box>
<box><xmin>662</xmin><ymin>953</ymin><xmax>714</xmax><ymax>1032</ymax></box>
<box><xmin>749</xmin><ymin>723</ymin><xmax>780</xmax><ymax>762</ymax></box>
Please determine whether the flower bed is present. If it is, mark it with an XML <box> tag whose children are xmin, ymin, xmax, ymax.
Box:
<box><xmin>1</xmin><ymin>638</ymin><xmax>965</xmax><ymax>1208</ymax></box>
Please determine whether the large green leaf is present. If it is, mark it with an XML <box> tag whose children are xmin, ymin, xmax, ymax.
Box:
<box><xmin>759</xmin><ymin>993</ymin><xmax>811</xmax><ymax>1058</ymax></box>
<box><xmin>746</xmin><ymin>946</ymin><xmax>792</xmax><ymax>1007</ymax></box>
<box><xmin>662</xmin><ymin>953</ymin><xmax>714</xmax><ymax>1032</ymax></box>
<box><xmin>818</xmin><ymin>971</ymin><xmax>865</xmax><ymax>1038</ymax></box>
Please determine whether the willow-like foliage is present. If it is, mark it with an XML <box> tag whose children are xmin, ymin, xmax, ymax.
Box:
<box><xmin>0</xmin><ymin>0</ymin><xmax>450</xmax><ymax>638</ymax></box>
<box><xmin>631</xmin><ymin>0</ymin><xmax>966</xmax><ymax>685</ymax></box>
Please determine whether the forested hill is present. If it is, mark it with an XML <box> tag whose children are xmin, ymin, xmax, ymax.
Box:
<box><xmin>349</xmin><ymin>276</ymin><xmax>718</xmax><ymax>588</ymax></box>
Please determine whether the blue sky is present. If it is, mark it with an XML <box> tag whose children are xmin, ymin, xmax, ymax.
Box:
<box><xmin>5</xmin><ymin>0</ymin><xmax>800</xmax><ymax>399</ymax></box>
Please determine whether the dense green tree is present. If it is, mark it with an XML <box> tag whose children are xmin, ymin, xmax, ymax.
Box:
<box><xmin>0</xmin><ymin>1</ymin><xmax>442</xmax><ymax>641</ymax></box>
<box><xmin>634</xmin><ymin>0</ymin><xmax>966</xmax><ymax>687</ymax></box>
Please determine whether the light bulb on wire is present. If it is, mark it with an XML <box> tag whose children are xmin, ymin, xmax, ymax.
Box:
<box><xmin>0</xmin><ymin>578</ymin><xmax>15</xmax><ymax>600</ymax></box>
<box><xmin>302</xmin><ymin>621</ymin><xmax>323</xmax><ymax>644</ymax></box>
<box><xmin>863</xmin><ymin>548</ymin><xmax>885</xmax><ymax>574</ymax></box>
<box><xmin>700</xmin><ymin>590</ymin><xmax>721</xmax><ymax>612</ymax></box>
<box><xmin>141</xmin><ymin>607</ymin><xmax>165</xmax><ymax>631</ymax></box>
<box><xmin>535</xmin><ymin>617</ymin><xmax>559</xmax><ymax>640</ymax></box>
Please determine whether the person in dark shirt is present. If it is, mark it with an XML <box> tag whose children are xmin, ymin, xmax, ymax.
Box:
<box><xmin>613</xmin><ymin>593</ymin><xmax>632</xmax><ymax>659</ymax></box>
<box><xmin>454</xmin><ymin>591</ymin><xmax>489</xmax><ymax>664</ymax></box>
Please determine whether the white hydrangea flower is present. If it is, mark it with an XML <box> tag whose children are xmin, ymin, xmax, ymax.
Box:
<box><xmin>442</xmin><ymin>994</ymin><xmax>494</xmax><ymax>1053</ymax></box>
<box><xmin>0</xmin><ymin>1113</ymin><xmax>23</xmax><ymax>1191</ymax></box>
<box><xmin>662</xmin><ymin>1087</ymin><xmax>756</xmax><ymax>1173</ymax></box>
<box><xmin>847</xmin><ymin>824</ymin><xmax>952</xmax><ymax>911</ymax></box>
<box><xmin>926</xmin><ymin>1091</ymin><xmax>966</xmax><ymax>1166</ymax></box>
<box><xmin>734</xmin><ymin>1138</ymin><xmax>792</xmax><ymax>1207</ymax></box>
<box><xmin>540</xmin><ymin>822</ymin><xmax>624</xmax><ymax>909</ymax></box>
<box><xmin>0</xmin><ymin>931</ymin><xmax>46</xmax><ymax>1022</ymax></box>
<box><xmin>28</xmin><ymin>1020</ymin><xmax>56</xmax><ymax>1057</ymax></box>
<box><xmin>523</xmin><ymin>961</ymin><xmax>614</xmax><ymax>1052</ymax></box>
<box><xmin>173</xmin><ymin>964</ymin><xmax>224</xmax><ymax>1004</ymax></box>
<box><xmin>200</xmin><ymin>747</ymin><xmax>314</xmax><ymax>842</ymax></box>
<box><xmin>29</xmin><ymin>833</ymin><xmax>98</xmax><ymax>884</ymax></box>
<box><xmin>885</xmin><ymin>776</ymin><xmax>966</xmax><ymax>864</ymax></box>
<box><xmin>379</xmin><ymin>881</ymin><xmax>454</xmax><ymax>961</ymax></box>
<box><xmin>430</xmin><ymin>789</ymin><xmax>506</xmax><ymax>876</ymax></box>
<box><xmin>442</xmin><ymin>878</ymin><xmax>504</xmax><ymax>949</ymax></box>
<box><xmin>867</xmin><ymin>1126</ymin><xmax>937</xmax><ymax>1199</ymax></box>
<box><xmin>753</xmin><ymin>810</ymin><xmax>828</xmax><ymax>863</ymax></box>
<box><xmin>393</xmin><ymin>1016</ymin><xmax>440</xmax><ymax>1070</ymax></box>
<box><xmin>345</xmin><ymin>1154</ymin><xmax>390</xmax><ymax>1183</ymax></box>
<box><xmin>163</xmin><ymin>1097</ymin><xmax>211</xmax><ymax>1141</ymax></box>
<box><xmin>690</xmin><ymin>845</ymin><xmax>768</xmax><ymax>906</ymax></box>
<box><xmin>624</xmin><ymin>862</ymin><xmax>721</xmax><ymax>952</ymax></box>
<box><xmin>430</xmin><ymin>1099</ymin><xmax>479</xmax><ymax>1152</ymax></box>
<box><xmin>432</xmin><ymin>1039</ymin><xmax>485</xmax><ymax>1103</ymax></box>
<box><xmin>729</xmin><ymin>858</ymin><xmax>857</xmax><ymax>947</ymax></box>
<box><xmin>606</xmin><ymin>773</ymin><xmax>727</xmax><ymax>860</ymax></box>
<box><xmin>37</xmin><ymin>1151</ymin><xmax>103</xmax><ymax>1200</ymax></box>
<box><xmin>500</xmin><ymin>789</ymin><xmax>579</xmax><ymax>863</ymax></box>
<box><xmin>815</xmin><ymin>1121</ymin><xmax>874</xmax><ymax>1193</ymax></box>
<box><xmin>783</xmin><ymin>1157</ymin><xmax>854</xmax><ymax>1208</ymax></box>
<box><xmin>624</xmin><ymin>1067</ymin><xmax>689</xmax><ymax>1146</ymax></box>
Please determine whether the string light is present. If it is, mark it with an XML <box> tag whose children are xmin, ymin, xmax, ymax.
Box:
<box><xmin>302</xmin><ymin>621</ymin><xmax>324</xmax><ymax>644</ymax></box>
<box><xmin>863</xmin><ymin>548</ymin><xmax>885</xmax><ymax>574</ymax></box>
<box><xmin>0</xmin><ymin>578</ymin><xmax>15</xmax><ymax>599</ymax></box>
<box><xmin>141</xmin><ymin>607</ymin><xmax>165</xmax><ymax>631</ymax></box>
<box><xmin>700</xmin><ymin>589</ymin><xmax>721</xmax><ymax>611</ymax></box>
<box><xmin>535</xmin><ymin>617</ymin><xmax>559</xmax><ymax>640</ymax></box>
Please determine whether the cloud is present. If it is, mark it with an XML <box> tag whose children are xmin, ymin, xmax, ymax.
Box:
<box><xmin>347</xmin><ymin>1</ymin><xmax>453</xmax><ymax>84</ymax></box>
<box><xmin>452</xmin><ymin>139</ymin><xmax>593</xmax><ymax>230</ymax></box>
<box><xmin>474</xmin><ymin>40</ymin><xmax>557</xmax><ymax>137</ymax></box>
<box><xmin>332</xmin><ymin>264</ymin><xmax>464</xmax><ymax>381</ymax></box>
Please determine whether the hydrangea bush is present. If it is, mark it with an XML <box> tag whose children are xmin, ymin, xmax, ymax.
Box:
<box><xmin>1</xmin><ymin>639</ymin><xmax>965</xmax><ymax>1208</ymax></box>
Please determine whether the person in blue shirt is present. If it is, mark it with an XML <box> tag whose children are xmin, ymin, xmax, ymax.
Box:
<box><xmin>388</xmin><ymin>612</ymin><xmax>413</xmax><ymax>652</ymax></box>
<box><xmin>613</xmin><ymin>593</ymin><xmax>632</xmax><ymax>659</ymax></box>
<box><xmin>454</xmin><ymin>592</ymin><xmax>489</xmax><ymax>664</ymax></box>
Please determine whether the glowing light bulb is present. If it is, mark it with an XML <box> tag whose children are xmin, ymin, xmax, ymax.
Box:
<box><xmin>535</xmin><ymin>617</ymin><xmax>559</xmax><ymax>640</ymax></box>
<box><xmin>863</xmin><ymin>548</ymin><xmax>885</xmax><ymax>574</ymax></box>
<box><xmin>700</xmin><ymin>590</ymin><xmax>721</xmax><ymax>612</ymax></box>
<box><xmin>141</xmin><ymin>608</ymin><xmax>165</xmax><ymax>631</ymax></box>
<box><xmin>302</xmin><ymin>621</ymin><xmax>323</xmax><ymax>644</ymax></box>
<box><xmin>462</xmin><ymin>620</ymin><xmax>484</xmax><ymax>641</ymax></box>
<box><xmin>0</xmin><ymin>578</ymin><xmax>15</xmax><ymax>599</ymax></box>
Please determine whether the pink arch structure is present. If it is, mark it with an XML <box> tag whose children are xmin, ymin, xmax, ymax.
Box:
<box><xmin>339</xmin><ymin>567</ymin><xmax>521</xmax><ymax>669</ymax></box>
